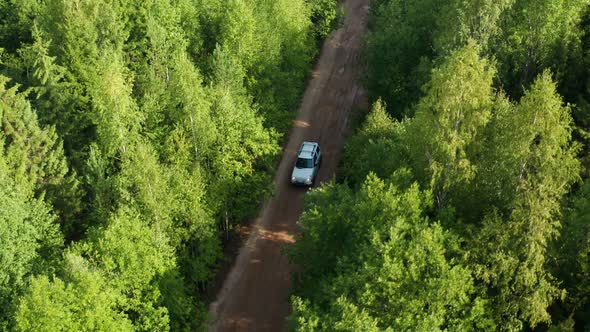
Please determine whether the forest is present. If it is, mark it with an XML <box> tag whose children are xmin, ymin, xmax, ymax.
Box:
<box><xmin>2</xmin><ymin>0</ymin><xmax>590</xmax><ymax>331</ymax></box>
<box><xmin>288</xmin><ymin>0</ymin><xmax>590</xmax><ymax>331</ymax></box>
<box><xmin>0</xmin><ymin>0</ymin><xmax>338</xmax><ymax>330</ymax></box>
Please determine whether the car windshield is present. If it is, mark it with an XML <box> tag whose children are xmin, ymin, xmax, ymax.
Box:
<box><xmin>296</xmin><ymin>157</ymin><xmax>313</xmax><ymax>169</ymax></box>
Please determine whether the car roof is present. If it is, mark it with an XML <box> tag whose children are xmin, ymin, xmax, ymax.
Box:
<box><xmin>298</xmin><ymin>141</ymin><xmax>318</xmax><ymax>159</ymax></box>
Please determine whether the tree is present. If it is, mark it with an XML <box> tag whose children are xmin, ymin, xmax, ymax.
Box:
<box><xmin>0</xmin><ymin>75</ymin><xmax>81</xmax><ymax>230</ymax></box>
<box><xmin>0</xmin><ymin>75</ymin><xmax>66</xmax><ymax>329</ymax></box>
<box><xmin>339</xmin><ymin>100</ymin><xmax>409</xmax><ymax>188</ymax></box>
<box><xmin>407</xmin><ymin>43</ymin><xmax>495</xmax><ymax>210</ymax></box>
<box><xmin>205</xmin><ymin>45</ymin><xmax>279</xmax><ymax>224</ymax></box>
<box><xmin>433</xmin><ymin>0</ymin><xmax>514</xmax><ymax>55</ymax></box>
<box><xmin>289</xmin><ymin>175</ymin><xmax>492</xmax><ymax>331</ymax></box>
<box><xmin>79</xmin><ymin>208</ymin><xmax>176</xmax><ymax>331</ymax></box>
<box><xmin>466</xmin><ymin>72</ymin><xmax>580</xmax><ymax>330</ymax></box>
<box><xmin>366</xmin><ymin>0</ymin><xmax>442</xmax><ymax>115</ymax></box>
<box><xmin>0</xmin><ymin>165</ymin><xmax>61</xmax><ymax>330</ymax></box>
<box><xmin>17</xmin><ymin>26</ymin><xmax>91</xmax><ymax>170</ymax></box>
<box><xmin>117</xmin><ymin>140</ymin><xmax>220</xmax><ymax>289</ymax></box>
<box><xmin>208</xmin><ymin>0</ymin><xmax>315</xmax><ymax>131</ymax></box>
<box><xmin>468</xmin><ymin>71</ymin><xmax>579</xmax><ymax>216</ymax></box>
<box><xmin>493</xmin><ymin>0</ymin><xmax>588</xmax><ymax>97</ymax></box>
<box><xmin>0</xmin><ymin>0</ymin><xmax>335</xmax><ymax>329</ymax></box>
<box><xmin>290</xmin><ymin>296</ymin><xmax>385</xmax><ymax>332</ymax></box>
<box><xmin>15</xmin><ymin>254</ymin><xmax>133</xmax><ymax>332</ymax></box>
<box><xmin>551</xmin><ymin>180</ymin><xmax>590</xmax><ymax>329</ymax></box>
<box><xmin>0</xmin><ymin>0</ymin><xmax>40</xmax><ymax>53</ymax></box>
<box><xmin>307</xmin><ymin>0</ymin><xmax>340</xmax><ymax>42</ymax></box>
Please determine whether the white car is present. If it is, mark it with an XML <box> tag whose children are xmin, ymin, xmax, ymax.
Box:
<box><xmin>291</xmin><ymin>142</ymin><xmax>322</xmax><ymax>186</ymax></box>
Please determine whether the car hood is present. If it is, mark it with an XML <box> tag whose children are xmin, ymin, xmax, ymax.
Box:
<box><xmin>292</xmin><ymin>167</ymin><xmax>314</xmax><ymax>181</ymax></box>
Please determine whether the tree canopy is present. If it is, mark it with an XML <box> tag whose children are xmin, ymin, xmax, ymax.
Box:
<box><xmin>291</xmin><ymin>1</ymin><xmax>590</xmax><ymax>329</ymax></box>
<box><xmin>0</xmin><ymin>0</ymin><xmax>339</xmax><ymax>329</ymax></box>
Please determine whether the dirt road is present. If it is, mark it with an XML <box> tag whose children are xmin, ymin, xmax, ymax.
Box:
<box><xmin>207</xmin><ymin>0</ymin><xmax>369</xmax><ymax>330</ymax></box>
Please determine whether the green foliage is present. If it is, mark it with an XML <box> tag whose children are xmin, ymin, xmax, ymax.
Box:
<box><xmin>87</xmin><ymin>53</ymin><xmax>141</xmax><ymax>159</ymax></box>
<box><xmin>307</xmin><ymin>0</ymin><xmax>340</xmax><ymax>42</ymax></box>
<box><xmin>551</xmin><ymin>180</ymin><xmax>590</xmax><ymax>328</ymax></box>
<box><xmin>0</xmin><ymin>0</ymin><xmax>332</xmax><ymax>329</ymax></box>
<box><xmin>471</xmin><ymin>71</ymin><xmax>580</xmax><ymax>217</ymax></box>
<box><xmin>0</xmin><ymin>0</ymin><xmax>40</xmax><ymax>53</ymax></box>
<box><xmin>289</xmin><ymin>175</ymin><xmax>492</xmax><ymax>331</ymax></box>
<box><xmin>80</xmin><ymin>209</ymin><xmax>175</xmax><ymax>331</ymax></box>
<box><xmin>0</xmin><ymin>169</ymin><xmax>61</xmax><ymax>330</ymax></box>
<box><xmin>493</xmin><ymin>0</ymin><xmax>588</xmax><ymax>96</ymax></box>
<box><xmin>15</xmin><ymin>204</ymin><xmax>201</xmax><ymax>331</ymax></box>
<box><xmin>366</xmin><ymin>0</ymin><xmax>588</xmax><ymax>115</ymax></box>
<box><xmin>0</xmin><ymin>75</ymin><xmax>65</xmax><ymax>329</ymax></box>
<box><xmin>290</xmin><ymin>296</ymin><xmax>385</xmax><ymax>332</ymax></box>
<box><xmin>205</xmin><ymin>45</ymin><xmax>280</xmax><ymax>222</ymax></box>
<box><xmin>433</xmin><ymin>0</ymin><xmax>513</xmax><ymax>55</ymax></box>
<box><xmin>81</xmin><ymin>138</ymin><xmax>219</xmax><ymax>329</ymax></box>
<box><xmin>339</xmin><ymin>100</ymin><xmax>409</xmax><ymax>188</ymax></box>
<box><xmin>365</xmin><ymin>0</ymin><xmax>509</xmax><ymax>114</ymax></box>
<box><xmin>17</xmin><ymin>26</ymin><xmax>90</xmax><ymax>160</ymax></box>
<box><xmin>0</xmin><ymin>75</ymin><xmax>81</xmax><ymax>228</ymax></box>
<box><xmin>208</xmin><ymin>0</ymin><xmax>317</xmax><ymax>132</ymax></box>
<box><xmin>311</xmin><ymin>11</ymin><xmax>584</xmax><ymax>328</ymax></box>
<box><xmin>366</xmin><ymin>0</ymin><xmax>441</xmax><ymax>115</ymax></box>
<box><xmin>117</xmin><ymin>141</ymin><xmax>220</xmax><ymax>286</ymax></box>
<box><xmin>15</xmin><ymin>254</ymin><xmax>133</xmax><ymax>332</ymax></box>
<box><xmin>408</xmin><ymin>43</ymin><xmax>495</xmax><ymax>209</ymax></box>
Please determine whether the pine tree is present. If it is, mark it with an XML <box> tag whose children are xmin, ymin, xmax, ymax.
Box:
<box><xmin>467</xmin><ymin>72</ymin><xmax>580</xmax><ymax>329</ymax></box>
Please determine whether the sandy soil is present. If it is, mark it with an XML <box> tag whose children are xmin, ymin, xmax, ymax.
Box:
<box><xmin>207</xmin><ymin>0</ymin><xmax>369</xmax><ymax>330</ymax></box>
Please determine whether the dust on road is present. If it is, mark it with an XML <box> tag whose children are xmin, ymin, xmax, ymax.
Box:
<box><xmin>207</xmin><ymin>0</ymin><xmax>369</xmax><ymax>330</ymax></box>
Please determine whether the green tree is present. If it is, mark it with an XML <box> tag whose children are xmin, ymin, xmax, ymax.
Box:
<box><xmin>366</xmin><ymin>0</ymin><xmax>442</xmax><ymax>115</ymax></box>
<box><xmin>469</xmin><ymin>71</ymin><xmax>579</xmax><ymax>217</ymax></box>
<box><xmin>290</xmin><ymin>296</ymin><xmax>385</xmax><ymax>332</ymax></box>
<box><xmin>0</xmin><ymin>75</ymin><xmax>67</xmax><ymax>329</ymax></box>
<box><xmin>117</xmin><ymin>140</ymin><xmax>220</xmax><ymax>290</ymax></box>
<box><xmin>339</xmin><ymin>100</ymin><xmax>409</xmax><ymax>188</ymax></box>
<box><xmin>0</xmin><ymin>0</ymin><xmax>335</xmax><ymax>329</ymax></box>
<box><xmin>206</xmin><ymin>46</ymin><xmax>279</xmax><ymax>224</ymax></box>
<box><xmin>86</xmin><ymin>52</ymin><xmax>141</xmax><ymax>159</ymax></box>
<box><xmin>0</xmin><ymin>0</ymin><xmax>40</xmax><ymax>53</ymax></box>
<box><xmin>17</xmin><ymin>26</ymin><xmax>91</xmax><ymax>169</ymax></box>
<box><xmin>493</xmin><ymin>0</ymin><xmax>588</xmax><ymax>96</ymax></box>
<box><xmin>0</xmin><ymin>75</ymin><xmax>80</xmax><ymax>228</ymax></box>
<box><xmin>209</xmin><ymin>0</ymin><xmax>315</xmax><ymax>131</ymax></box>
<box><xmin>551</xmin><ymin>180</ymin><xmax>590</xmax><ymax>329</ymax></box>
<box><xmin>290</xmin><ymin>175</ymin><xmax>492</xmax><ymax>331</ymax></box>
<box><xmin>78</xmin><ymin>208</ymin><xmax>176</xmax><ymax>331</ymax></box>
<box><xmin>408</xmin><ymin>43</ymin><xmax>495</xmax><ymax>210</ymax></box>
<box><xmin>0</xmin><ymin>165</ymin><xmax>61</xmax><ymax>330</ymax></box>
<box><xmin>15</xmin><ymin>254</ymin><xmax>133</xmax><ymax>332</ymax></box>
<box><xmin>466</xmin><ymin>72</ymin><xmax>580</xmax><ymax>330</ymax></box>
<box><xmin>307</xmin><ymin>0</ymin><xmax>340</xmax><ymax>42</ymax></box>
<box><xmin>433</xmin><ymin>0</ymin><xmax>514</xmax><ymax>55</ymax></box>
